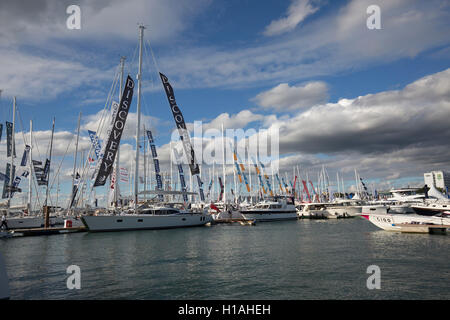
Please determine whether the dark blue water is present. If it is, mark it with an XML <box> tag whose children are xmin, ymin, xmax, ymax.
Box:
<box><xmin>1</xmin><ymin>218</ymin><xmax>449</xmax><ymax>299</ymax></box>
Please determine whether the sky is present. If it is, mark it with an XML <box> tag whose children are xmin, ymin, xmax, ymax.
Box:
<box><xmin>0</xmin><ymin>0</ymin><xmax>449</xmax><ymax>207</ymax></box>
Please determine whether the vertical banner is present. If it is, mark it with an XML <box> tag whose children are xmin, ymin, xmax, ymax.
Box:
<box><xmin>88</xmin><ymin>130</ymin><xmax>102</xmax><ymax>160</ymax></box>
<box><xmin>1</xmin><ymin>164</ymin><xmax>11</xmax><ymax>199</ymax></box>
<box><xmin>146</xmin><ymin>130</ymin><xmax>163</xmax><ymax>201</ymax></box>
<box><xmin>218</xmin><ymin>177</ymin><xmax>224</xmax><ymax>201</ymax></box>
<box><xmin>70</xmin><ymin>172</ymin><xmax>80</xmax><ymax>208</ymax></box>
<box><xmin>94</xmin><ymin>76</ymin><xmax>134</xmax><ymax>187</ymax></box>
<box><xmin>6</xmin><ymin>122</ymin><xmax>15</xmax><ymax>158</ymax></box>
<box><xmin>159</xmin><ymin>73</ymin><xmax>199</xmax><ymax>175</ymax></box>
<box><xmin>302</xmin><ymin>180</ymin><xmax>311</xmax><ymax>202</ymax></box>
<box><xmin>260</xmin><ymin>162</ymin><xmax>273</xmax><ymax>196</ymax></box>
<box><xmin>173</xmin><ymin>147</ymin><xmax>188</xmax><ymax>202</ymax></box>
<box><xmin>251</xmin><ymin>156</ymin><xmax>266</xmax><ymax>194</ymax></box>
<box><xmin>20</xmin><ymin>145</ymin><xmax>30</xmax><ymax>167</ymax></box>
<box><xmin>196</xmin><ymin>175</ymin><xmax>205</xmax><ymax>202</ymax></box>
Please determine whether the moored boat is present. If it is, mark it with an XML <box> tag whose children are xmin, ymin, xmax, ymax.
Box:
<box><xmin>360</xmin><ymin>205</ymin><xmax>450</xmax><ymax>232</ymax></box>
<box><xmin>240</xmin><ymin>196</ymin><xmax>297</xmax><ymax>222</ymax></box>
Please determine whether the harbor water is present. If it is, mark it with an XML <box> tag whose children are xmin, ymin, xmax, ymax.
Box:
<box><xmin>0</xmin><ymin>218</ymin><xmax>449</xmax><ymax>299</ymax></box>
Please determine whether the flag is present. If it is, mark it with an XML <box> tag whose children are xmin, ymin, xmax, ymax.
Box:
<box><xmin>210</xmin><ymin>203</ymin><xmax>220</xmax><ymax>213</ymax></box>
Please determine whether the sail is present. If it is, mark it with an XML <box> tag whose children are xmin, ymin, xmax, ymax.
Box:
<box><xmin>94</xmin><ymin>76</ymin><xmax>135</xmax><ymax>187</ymax></box>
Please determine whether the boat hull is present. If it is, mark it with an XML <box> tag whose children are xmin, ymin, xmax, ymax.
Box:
<box><xmin>81</xmin><ymin>213</ymin><xmax>212</xmax><ymax>232</ymax></box>
<box><xmin>4</xmin><ymin>216</ymin><xmax>65</xmax><ymax>230</ymax></box>
<box><xmin>361</xmin><ymin>213</ymin><xmax>450</xmax><ymax>232</ymax></box>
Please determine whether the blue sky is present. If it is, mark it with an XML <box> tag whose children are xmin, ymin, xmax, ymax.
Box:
<box><xmin>0</xmin><ymin>0</ymin><xmax>449</xmax><ymax>206</ymax></box>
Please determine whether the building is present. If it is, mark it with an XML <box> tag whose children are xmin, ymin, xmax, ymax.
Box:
<box><xmin>424</xmin><ymin>171</ymin><xmax>450</xmax><ymax>190</ymax></box>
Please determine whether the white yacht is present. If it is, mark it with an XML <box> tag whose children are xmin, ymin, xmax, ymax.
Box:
<box><xmin>323</xmin><ymin>199</ymin><xmax>365</xmax><ymax>218</ymax></box>
<box><xmin>81</xmin><ymin>205</ymin><xmax>212</xmax><ymax>232</ymax></box>
<box><xmin>240</xmin><ymin>196</ymin><xmax>297</xmax><ymax>222</ymax></box>
<box><xmin>298</xmin><ymin>203</ymin><xmax>331</xmax><ymax>219</ymax></box>
<box><xmin>361</xmin><ymin>205</ymin><xmax>450</xmax><ymax>232</ymax></box>
<box><xmin>412</xmin><ymin>200</ymin><xmax>450</xmax><ymax>216</ymax></box>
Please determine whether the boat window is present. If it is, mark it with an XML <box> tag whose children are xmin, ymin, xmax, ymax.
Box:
<box><xmin>137</xmin><ymin>219</ymin><xmax>143</xmax><ymax>222</ymax></box>
<box><xmin>116</xmin><ymin>219</ymin><xmax>123</xmax><ymax>222</ymax></box>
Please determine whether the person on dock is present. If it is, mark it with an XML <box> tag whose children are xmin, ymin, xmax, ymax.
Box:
<box><xmin>1</xmin><ymin>214</ymin><xmax>8</xmax><ymax>230</ymax></box>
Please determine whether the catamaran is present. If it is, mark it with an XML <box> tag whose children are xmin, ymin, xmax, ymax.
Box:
<box><xmin>80</xmin><ymin>25</ymin><xmax>211</xmax><ymax>232</ymax></box>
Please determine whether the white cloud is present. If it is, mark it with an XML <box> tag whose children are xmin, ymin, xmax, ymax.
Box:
<box><xmin>252</xmin><ymin>81</ymin><xmax>328</xmax><ymax>112</ymax></box>
<box><xmin>263</xmin><ymin>0</ymin><xmax>320</xmax><ymax>36</ymax></box>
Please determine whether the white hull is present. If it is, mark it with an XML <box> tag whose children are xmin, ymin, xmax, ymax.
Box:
<box><xmin>212</xmin><ymin>210</ymin><xmax>244</xmax><ymax>221</ymax></box>
<box><xmin>326</xmin><ymin>206</ymin><xmax>362</xmax><ymax>217</ymax></box>
<box><xmin>361</xmin><ymin>212</ymin><xmax>450</xmax><ymax>232</ymax></box>
<box><xmin>240</xmin><ymin>211</ymin><xmax>297</xmax><ymax>222</ymax></box>
<box><xmin>4</xmin><ymin>216</ymin><xmax>65</xmax><ymax>230</ymax></box>
<box><xmin>82</xmin><ymin>213</ymin><xmax>212</xmax><ymax>232</ymax></box>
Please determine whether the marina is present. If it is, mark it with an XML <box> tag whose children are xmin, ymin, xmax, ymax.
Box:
<box><xmin>1</xmin><ymin>218</ymin><xmax>449</xmax><ymax>300</ymax></box>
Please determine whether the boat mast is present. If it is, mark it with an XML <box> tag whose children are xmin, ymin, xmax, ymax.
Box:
<box><xmin>143</xmin><ymin>125</ymin><xmax>147</xmax><ymax>202</ymax></box>
<box><xmin>7</xmin><ymin>97</ymin><xmax>16</xmax><ymax>215</ymax></box>
<box><xmin>134</xmin><ymin>24</ymin><xmax>145</xmax><ymax>211</ymax></box>
<box><xmin>247</xmin><ymin>146</ymin><xmax>252</xmax><ymax>203</ymax></box>
<box><xmin>69</xmin><ymin>112</ymin><xmax>81</xmax><ymax>212</ymax></box>
<box><xmin>115</xmin><ymin>56</ymin><xmax>125</xmax><ymax>207</ymax></box>
<box><xmin>44</xmin><ymin>118</ymin><xmax>55</xmax><ymax>208</ymax></box>
<box><xmin>27</xmin><ymin>120</ymin><xmax>33</xmax><ymax>214</ymax></box>
<box><xmin>222</xmin><ymin>123</ymin><xmax>226</xmax><ymax>206</ymax></box>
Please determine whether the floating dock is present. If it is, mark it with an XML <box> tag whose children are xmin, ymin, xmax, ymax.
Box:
<box><xmin>397</xmin><ymin>224</ymin><xmax>449</xmax><ymax>235</ymax></box>
<box><xmin>7</xmin><ymin>226</ymin><xmax>87</xmax><ymax>237</ymax></box>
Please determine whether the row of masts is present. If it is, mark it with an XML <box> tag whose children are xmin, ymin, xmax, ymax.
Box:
<box><xmin>1</xmin><ymin>24</ymin><xmax>376</xmax><ymax>215</ymax></box>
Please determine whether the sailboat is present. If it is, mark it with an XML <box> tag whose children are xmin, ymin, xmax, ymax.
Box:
<box><xmin>81</xmin><ymin>25</ymin><xmax>212</xmax><ymax>232</ymax></box>
<box><xmin>1</xmin><ymin>98</ymin><xmax>64</xmax><ymax>230</ymax></box>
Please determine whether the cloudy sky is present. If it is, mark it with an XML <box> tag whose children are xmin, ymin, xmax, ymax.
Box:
<box><xmin>0</xmin><ymin>0</ymin><xmax>449</xmax><ymax>206</ymax></box>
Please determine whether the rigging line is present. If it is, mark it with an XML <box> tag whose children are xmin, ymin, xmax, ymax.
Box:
<box><xmin>146</xmin><ymin>39</ymin><xmax>161</xmax><ymax>74</ymax></box>
<box><xmin>125</xmin><ymin>43</ymin><xmax>139</xmax><ymax>79</ymax></box>
<box><xmin>76</xmin><ymin>65</ymin><xmax>121</xmax><ymax>207</ymax></box>
<box><xmin>47</xmin><ymin>132</ymin><xmax>75</xmax><ymax>192</ymax></box>
<box><xmin>78</xmin><ymin>65</ymin><xmax>120</xmax><ymax>184</ymax></box>
<box><xmin>15</xmin><ymin>106</ymin><xmax>43</xmax><ymax>211</ymax></box>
